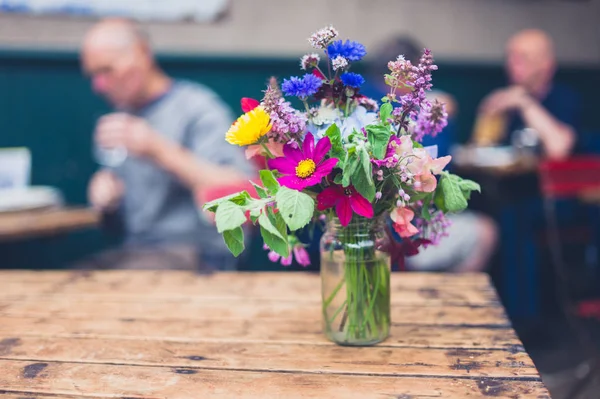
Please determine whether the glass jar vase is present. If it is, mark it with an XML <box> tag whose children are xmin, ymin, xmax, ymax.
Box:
<box><xmin>320</xmin><ymin>215</ymin><xmax>391</xmax><ymax>346</ymax></box>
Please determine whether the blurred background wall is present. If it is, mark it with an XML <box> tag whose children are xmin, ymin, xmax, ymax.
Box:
<box><xmin>0</xmin><ymin>0</ymin><xmax>598</xmax><ymax>269</ymax></box>
<box><xmin>0</xmin><ymin>0</ymin><xmax>599</xmax><ymax>64</ymax></box>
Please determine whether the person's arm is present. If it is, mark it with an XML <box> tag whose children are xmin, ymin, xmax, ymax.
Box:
<box><xmin>519</xmin><ymin>95</ymin><xmax>575</xmax><ymax>160</ymax></box>
<box><xmin>96</xmin><ymin>103</ymin><xmax>253</xmax><ymax>193</ymax></box>
<box><xmin>150</xmin><ymin>137</ymin><xmax>249</xmax><ymax>192</ymax></box>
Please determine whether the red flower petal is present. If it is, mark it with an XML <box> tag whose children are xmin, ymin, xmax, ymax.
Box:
<box><xmin>349</xmin><ymin>192</ymin><xmax>374</xmax><ymax>219</ymax></box>
<box><xmin>312</xmin><ymin>69</ymin><xmax>325</xmax><ymax>80</ymax></box>
<box><xmin>317</xmin><ymin>186</ymin><xmax>342</xmax><ymax>211</ymax></box>
<box><xmin>241</xmin><ymin>97</ymin><xmax>260</xmax><ymax>113</ymax></box>
<box><xmin>336</xmin><ymin>198</ymin><xmax>353</xmax><ymax>226</ymax></box>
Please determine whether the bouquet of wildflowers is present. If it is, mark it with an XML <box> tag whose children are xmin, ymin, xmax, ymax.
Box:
<box><xmin>203</xmin><ymin>26</ymin><xmax>479</xmax><ymax>344</ymax></box>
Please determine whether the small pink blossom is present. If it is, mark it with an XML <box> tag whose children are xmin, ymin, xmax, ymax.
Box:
<box><xmin>390</xmin><ymin>207</ymin><xmax>419</xmax><ymax>238</ymax></box>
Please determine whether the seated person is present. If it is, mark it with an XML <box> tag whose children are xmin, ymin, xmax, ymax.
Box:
<box><xmin>362</xmin><ymin>35</ymin><xmax>497</xmax><ymax>273</ymax></box>
<box><xmin>80</xmin><ymin>19</ymin><xmax>253</xmax><ymax>271</ymax></box>
<box><xmin>471</xmin><ymin>29</ymin><xmax>579</xmax><ymax>160</ymax></box>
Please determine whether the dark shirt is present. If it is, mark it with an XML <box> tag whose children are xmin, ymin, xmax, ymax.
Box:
<box><xmin>503</xmin><ymin>83</ymin><xmax>581</xmax><ymax>147</ymax></box>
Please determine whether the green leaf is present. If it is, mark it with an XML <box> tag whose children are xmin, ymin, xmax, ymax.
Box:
<box><xmin>459</xmin><ymin>178</ymin><xmax>481</xmax><ymax>193</ymax></box>
<box><xmin>202</xmin><ymin>191</ymin><xmax>252</xmax><ymax>213</ymax></box>
<box><xmin>267</xmin><ymin>206</ymin><xmax>288</xmax><ymax>237</ymax></box>
<box><xmin>333</xmin><ymin>174</ymin><xmax>343</xmax><ymax>185</ymax></box>
<box><xmin>434</xmin><ymin>186</ymin><xmax>446</xmax><ymax>211</ymax></box>
<box><xmin>440</xmin><ymin>173</ymin><xmax>468</xmax><ymax>213</ymax></box>
<box><xmin>215</xmin><ymin>201</ymin><xmax>247</xmax><ymax>233</ymax></box>
<box><xmin>366</xmin><ymin>124</ymin><xmax>392</xmax><ymax>160</ymax></box>
<box><xmin>380</xmin><ymin>102</ymin><xmax>393</xmax><ymax>125</ymax></box>
<box><xmin>259</xmin><ymin>170</ymin><xmax>280</xmax><ymax>195</ymax></box>
<box><xmin>352</xmin><ymin>147</ymin><xmax>375</xmax><ymax>202</ymax></box>
<box><xmin>223</xmin><ymin>227</ymin><xmax>245</xmax><ymax>257</ymax></box>
<box><xmin>260</xmin><ymin>225</ymin><xmax>289</xmax><ymax>258</ymax></box>
<box><xmin>420</xmin><ymin>193</ymin><xmax>434</xmax><ymax>221</ymax></box>
<box><xmin>275</xmin><ymin>186</ymin><xmax>315</xmax><ymax>231</ymax></box>
<box><xmin>325</xmin><ymin>123</ymin><xmax>345</xmax><ymax>163</ymax></box>
<box><xmin>250</xmin><ymin>181</ymin><xmax>268</xmax><ymax>199</ymax></box>
<box><xmin>258</xmin><ymin>211</ymin><xmax>284</xmax><ymax>240</ymax></box>
<box><xmin>342</xmin><ymin>153</ymin><xmax>360</xmax><ymax>187</ymax></box>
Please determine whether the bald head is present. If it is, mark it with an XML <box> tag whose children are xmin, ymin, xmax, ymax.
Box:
<box><xmin>83</xmin><ymin>18</ymin><xmax>149</xmax><ymax>54</ymax></box>
<box><xmin>505</xmin><ymin>29</ymin><xmax>556</xmax><ymax>93</ymax></box>
<box><xmin>81</xmin><ymin>19</ymin><xmax>155</xmax><ymax>109</ymax></box>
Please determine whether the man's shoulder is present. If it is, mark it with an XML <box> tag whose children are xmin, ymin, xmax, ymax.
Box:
<box><xmin>171</xmin><ymin>80</ymin><xmax>225</xmax><ymax>105</ymax></box>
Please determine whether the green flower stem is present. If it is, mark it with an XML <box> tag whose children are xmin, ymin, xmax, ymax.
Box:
<box><xmin>260</xmin><ymin>141</ymin><xmax>274</xmax><ymax>159</ymax></box>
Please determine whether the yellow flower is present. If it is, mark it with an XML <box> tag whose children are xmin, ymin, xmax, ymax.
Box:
<box><xmin>225</xmin><ymin>106</ymin><xmax>272</xmax><ymax>146</ymax></box>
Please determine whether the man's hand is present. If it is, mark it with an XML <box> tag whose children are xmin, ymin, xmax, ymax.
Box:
<box><xmin>480</xmin><ymin>86</ymin><xmax>530</xmax><ymax>115</ymax></box>
<box><xmin>95</xmin><ymin>113</ymin><xmax>164</xmax><ymax>158</ymax></box>
<box><xmin>88</xmin><ymin>170</ymin><xmax>124</xmax><ymax>211</ymax></box>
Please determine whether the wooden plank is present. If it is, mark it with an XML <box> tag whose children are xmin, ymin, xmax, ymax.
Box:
<box><xmin>2</xmin><ymin>271</ymin><xmax>499</xmax><ymax>307</ymax></box>
<box><xmin>0</xmin><ymin>359</ymin><xmax>550</xmax><ymax>399</ymax></box>
<box><xmin>0</xmin><ymin>316</ymin><xmax>521</xmax><ymax>349</ymax></box>
<box><xmin>0</xmin><ymin>270</ymin><xmax>492</xmax><ymax>290</ymax></box>
<box><xmin>0</xmin><ymin>396</ymin><xmax>92</xmax><ymax>399</ymax></box>
<box><xmin>0</xmin><ymin>289</ymin><xmax>499</xmax><ymax>307</ymax></box>
<box><xmin>0</xmin><ymin>335</ymin><xmax>538</xmax><ymax>378</ymax></box>
<box><xmin>0</xmin><ymin>208</ymin><xmax>99</xmax><ymax>241</ymax></box>
<box><xmin>0</xmin><ymin>299</ymin><xmax>509</xmax><ymax>325</ymax></box>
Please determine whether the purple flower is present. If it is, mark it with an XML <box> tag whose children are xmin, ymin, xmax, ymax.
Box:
<box><xmin>327</xmin><ymin>40</ymin><xmax>367</xmax><ymax>62</ymax></box>
<box><xmin>282</xmin><ymin>74</ymin><xmax>323</xmax><ymax>99</ymax></box>
<box><xmin>340</xmin><ymin>72</ymin><xmax>365</xmax><ymax>88</ymax></box>
<box><xmin>413</xmin><ymin>100</ymin><xmax>448</xmax><ymax>142</ymax></box>
<box><xmin>267</xmin><ymin>132</ymin><xmax>338</xmax><ymax>191</ymax></box>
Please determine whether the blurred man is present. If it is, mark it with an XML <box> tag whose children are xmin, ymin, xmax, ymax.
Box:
<box><xmin>472</xmin><ymin>29</ymin><xmax>579</xmax><ymax>159</ymax></box>
<box><xmin>81</xmin><ymin>18</ymin><xmax>252</xmax><ymax>270</ymax></box>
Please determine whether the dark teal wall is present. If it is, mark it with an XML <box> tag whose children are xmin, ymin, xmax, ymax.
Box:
<box><xmin>0</xmin><ymin>50</ymin><xmax>598</xmax><ymax>269</ymax></box>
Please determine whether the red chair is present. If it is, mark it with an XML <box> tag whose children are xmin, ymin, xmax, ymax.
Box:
<box><xmin>538</xmin><ymin>155</ymin><xmax>600</xmax><ymax>318</ymax></box>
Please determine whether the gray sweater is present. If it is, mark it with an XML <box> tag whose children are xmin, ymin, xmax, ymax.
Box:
<box><xmin>104</xmin><ymin>80</ymin><xmax>253</xmax><ymax>266</ymax></box>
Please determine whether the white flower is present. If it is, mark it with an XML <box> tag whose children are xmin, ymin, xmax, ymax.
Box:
<box><xmin>300</xmin><ymin>53</ymin><xmax>321</xmax><ymax>70</ymax></box>
<box><xmin>331</xmin><ymin>56</ymin><xmax>348</xmax><ymax>71</ymax></box>
<box><xmin>308</xmin><ymin>25</ymin><xmax>339</xmax><ymax>49</ymax></box>
<box><xmin>307</xmin><ymin>106</ymin><xmax>378</xmax><ymax>140</ymax></box>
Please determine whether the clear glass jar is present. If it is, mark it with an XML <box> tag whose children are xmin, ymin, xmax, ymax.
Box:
<box><xmin>320</xmin><ymin>215</ymin><xmax>391</xmax><ymax>346</ymax></box>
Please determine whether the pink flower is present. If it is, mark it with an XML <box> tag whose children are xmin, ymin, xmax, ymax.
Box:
<box><xmin>293</xmin><ymin>246</ymin><xmax>311</xmax><ymax>267</ymax></box>
<box><xmin>268</xmin><ymin>133</ymin><xmax>338</xmax><ymax>191</ymax></box>
<box><xmin>390</xmin><ymin>207</ymin><xmax>419</xmax><ymax>238</ymax></box>
<box><xmin>264</xmin><ymin>244</ymin><xmax>311</xmax><ymax>267</ymax></box>
<box><xmin>317</xmin><ymin>184</ymin><xmax>373</xmax><ymax>227</ymax></box>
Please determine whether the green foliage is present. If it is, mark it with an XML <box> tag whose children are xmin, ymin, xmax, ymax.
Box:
<box><xmin>275</xmin><ymin>186</ymin><xmax>315</xmax><ymax>231</ymax></box>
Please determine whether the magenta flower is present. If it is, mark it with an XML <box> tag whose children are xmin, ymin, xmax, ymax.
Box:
<box><xmin>268</xmin><ymin>132</ymin><xmax>338</xmax><ymax>191</ymax></box>
<box><xmin>317</xmin><ymin>184</ymin><xmax>374</xmax><ymax>227</ymax></box>
<box><xmin>264</xmin><ymin>244</ymin><xmax>311</xmax><ymax>267</ymax></box>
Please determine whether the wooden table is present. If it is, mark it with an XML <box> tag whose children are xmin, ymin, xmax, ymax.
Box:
<box><xmin>0</xmin><ymin>271</ymin><xmax>550</xmax><ymax>398</ymax></box>
<box><xmin>0</xmin><ymin>207</ymin><xmax>99</xmax><ymax>241</ymax></box>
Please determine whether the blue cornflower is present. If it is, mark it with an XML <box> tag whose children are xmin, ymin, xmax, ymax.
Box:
<box><xmin>340</xmin><ymin>72</ymin><xmax>365</xmax><ymax>88</ymax></box>
<box><xmin>327</xmin><ymin>40</ymin><xmax>367</xmax><ymax>62</ymax></box>
<box><xmin>282</xmin><ymin>74</ymin><xmax>323</xmax><ymax>98</ymax></box>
